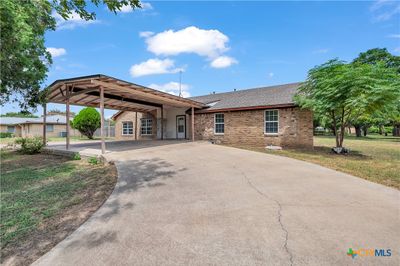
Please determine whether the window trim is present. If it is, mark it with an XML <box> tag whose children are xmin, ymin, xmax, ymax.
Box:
<box><xmin>46</xmin><ymin>124</ymin><xmax>54</xmax><ymax>132</ymax></box>
<box><xmin>214</xmin><ymin>113</ymin><xmax>225</xmax><ymax>135</ymax></box>
<box><xmin>141</xmin><ymin>118</ymin><xmax>153</xmax><ymax>136</ymax></box>
<box><xmin>264</xmin><ymin>109</ymin><xmax>279</xmax><ymax>135</ymax></box>
<box><xmin>121</xmin><ymin>121</ymin><xmax>134</xmax><ymax>136</ymax></box>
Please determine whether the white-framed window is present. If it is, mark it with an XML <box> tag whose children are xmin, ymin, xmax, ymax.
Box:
<box><xmin>122</xmin><ymin>121</ymin><xmax>133</xmax><ymax>135</ymax></box>
<box><xmin>46</xmin><ymin>124</ymin><xmax>54</xmax><ymax>132</ymax></box>
<box><xmin>141</xmin><ymin>118</ymin><xmax>152</xmax><ymax>135</ymax></box>
<box><xmin>214</xmin><ymin>113</ymin><xmax>224</xmax><ymax>134</ymax></box>
<box><xmin>265</xmin><ymin>110</ymin><xmax>279</xmax><ymax>134</ymax></box>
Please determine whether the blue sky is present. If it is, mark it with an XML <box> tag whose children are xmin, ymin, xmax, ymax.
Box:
<box><xmin>2</xmin><ymin>0</ymin><xmax>399</xmax><ymax>117</ymax></box>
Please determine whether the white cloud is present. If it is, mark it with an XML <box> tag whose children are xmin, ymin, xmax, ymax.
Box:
<box><xmin>387</xmin><ymin>34</ymin><xmax>400</xmax><ymax>38</ymax></box>
<box><xmin>210</xmin><ymin>56</ymin><xmax>238</xmax><ymax>68</ymax></box>
<box><xmin>268</xmin><ymin>72</ymin><xmax>274</xmax><ymax>78</ymax></box>
<box><xmin>119</xmin><ymin>5</ymin><xmax>134</xmax><ymax>13</ymax></box>
<box><xmin>141</xmin><ymin>2</ymin><xmax>153</xmax><ymax>10</ymax></box>
<box><xmin>394</xmin><ymin>47</ymin><xmax>400</xmax><ymax>53</ymax></box>
<box><xmin>53</xmin><ymin>11</ymin><xmax>99</xmax><ymax>30</ymax></box>
<box><xmin>141</xmin><ymin>26</ymin><xmax>238</xmax><ymax>68</ymax></box>
<box><xmin>370</xmin><ymin>0</ymin><xmax>400</xmax><ymax>22</ymax></box>
<box><xmin>143</xmin><ymin>26</ymin><xmax>229</xmax><ymax>58</ymax></box>
<box><xmin>46</xmin><ymin>47</ymin><xmax>67</xmax><ymax>57</ymax></box>
<box><xmin>129</xmin><ymin>58</ymin><xmax>182</xmax><ymax>77</ymax></box>
<box><xmin>118</xmin><ymin>2</ymin><xmax>152</xmax><ymax>13</ymax></box>
<box><xmin>312</xmin><ymin>48</ymin><xmax>329</xmax><ymax>54</ymax></box>
<box><xmin>139</xmin><ymin>31</ymin><xmax>154</xmax><ymax>38</ymax></box>
<box><xmin>148</xmin><ymin>82</ymin><xmax>191</xmax><ymax>97</ymax></box>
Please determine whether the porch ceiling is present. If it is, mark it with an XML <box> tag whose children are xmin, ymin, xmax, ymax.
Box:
<box><xmin>47</xmin><ymin>74</ymin><xmax>205</xmax><ymax>112</ymax></box>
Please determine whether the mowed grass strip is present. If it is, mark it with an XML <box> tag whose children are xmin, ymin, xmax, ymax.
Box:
<box><xmin>0</xmin><ymin>151</ymin><xmax>117</xmax><ymax>265</ymax></box>
<box><xmin>234</xmin><ymin>135</ymin><xmax>400</xmax><ymax>189</ymax></box>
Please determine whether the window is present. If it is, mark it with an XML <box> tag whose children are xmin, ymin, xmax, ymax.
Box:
<box><xmin>141</xmin><ymin>118</ymin><xmax>152</xmax><ymax>135</ymax></box>
<box><xmin>122</xmin><ymin>122</ymin><xmax>133</xmax><ymax>135</ymax></box>
<box><xmin>265</xmin><ymin>110</ymin><xmax>279</xmax><ymax>134</ymax></box>
<box><xmin>214</xmin><ymin>113</ymin><xmax>224</xmax><ymax>134</ymax></box>
<box><xmin>7</xmin><ymin>126</ymin><xmax>15</xmax><ymax>133</ymax></box>
<box><xmin>46</xmin><ymin>124</ymin><xmax>54</xmax><ymax>132</ymax></box>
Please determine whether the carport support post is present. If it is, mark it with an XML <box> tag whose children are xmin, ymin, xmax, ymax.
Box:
<box><xmin>161</xmin><ymin>105</ymin><xmax>164</xmax><ymax>140</ymax></box>
<box><xmin>100</xmin><ymin>86</ymin><xmax>106</xmax><ymax>154</ymax></box>
<box><xmin>42</xmin><ymin>103</ymin><xmax>47</xmax><ymax>146</ymax></box>
<box><xmin>191</xmin><ymin>107</ymin><xmax>195</xmax><ymax>141</ymax></box>
<box><xmin>66</xmin><ymin>86</ymin><xmax>70</xmax><ymax>150</ymax></box>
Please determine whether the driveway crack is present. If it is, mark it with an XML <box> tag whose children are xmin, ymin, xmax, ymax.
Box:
<box><xmin>236</xmin><ymin>167</ymin><xmax>294</xmax><ymax>266</ymax></box>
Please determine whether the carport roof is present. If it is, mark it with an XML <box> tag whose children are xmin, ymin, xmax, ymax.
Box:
<box><xmin>47</xmin><ymin>74</ymin><xmax>205</xmax><ymax>112</ymax></box>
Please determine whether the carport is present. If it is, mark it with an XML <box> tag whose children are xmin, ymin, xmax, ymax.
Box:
<box><xmin>44</xmin><ymin>74</ymin><xmax>205</xmax><ymax>154</ymax></box>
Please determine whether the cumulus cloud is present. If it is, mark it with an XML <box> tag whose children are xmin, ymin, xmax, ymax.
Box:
<box><xmin>129</xmin><ymin>58</ymin><xmax>182</xmax><ymax>77</ymax></box>
<box><xmin>46</xmin><ymin>47</ymin><xmax>67</xmax><ymax>57</ymax></box>
<box><xmin>148</xmin><ymin>82</ymin><xmax>191</xmax><ymax>97</ymax></box>
<box><xmin>53</xmin><ymin>11</ymin><xmax>100</xmax><ymax>30</ymax></box>
<box><xmin>210</xmin><ymin>56</ymin><xmax>238</xmax><ymax>68</ymax></box>
<box><xmin>144</xmin><ymin>26</ymin><xmax>228</xmax><ymax>58</ymax></box>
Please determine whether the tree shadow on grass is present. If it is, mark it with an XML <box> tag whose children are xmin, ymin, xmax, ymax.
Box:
<box><xmin>63</xmin><ymin>157</ymin><xmax>187</xmax><ymax>250</ymax></box>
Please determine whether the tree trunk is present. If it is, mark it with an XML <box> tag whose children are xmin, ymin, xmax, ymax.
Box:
<box><xmin>379</xmin><ymin>125</ymin><xmax>383</xmax><ymax>135</ymax></box>
<box><xmin>362</xmin><ymin>126</ymin><xmax>368</xmax><ymax>137</ymax></box>
<box><xmin>393</xmin><ymin>125</ymin><xmax>400</xmax><ymax>137</ymax></box>
<box><xmin>354</xmin><ymin>125</ymin><xmax>362</xmax><ymax>137</ymax></box>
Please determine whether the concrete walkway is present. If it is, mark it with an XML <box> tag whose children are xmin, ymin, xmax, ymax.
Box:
<box><xmin>34</xmin><ymin>142</ymin><xmax>399</xmax><ymax>266</ymax></box>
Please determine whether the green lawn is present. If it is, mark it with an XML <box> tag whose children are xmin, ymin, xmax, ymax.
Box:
<box><xmin>0</xmin><ymin>150</ymin><xmax>117</xmax><ymax>265</ymax></box>
<box><xmin>235</xmin><ymin>135</ymin><xmax>400</xmax><ymax>189</ymax></box>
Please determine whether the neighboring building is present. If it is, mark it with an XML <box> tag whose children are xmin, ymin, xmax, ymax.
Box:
<box><xmin>0</xmin><ymin>115</ymin><xmax>79</xmax><ymax>138</ymax></box>
<box><xmin>113</xmin><ymin>82</ymin><xmax>313</xmax><ymax>148</ymax></box>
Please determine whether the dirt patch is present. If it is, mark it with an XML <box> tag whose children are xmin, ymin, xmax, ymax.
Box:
<box><xmin>1</xmin><ymin>152</ymin><xmax>118</xmax><ymax>266</ymax></box>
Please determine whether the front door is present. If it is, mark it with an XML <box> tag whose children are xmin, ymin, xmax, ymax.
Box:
<box><xmin>176</xmin><ymin>115</ymin><xmax>186</xmax><ymax>139</ymax></box>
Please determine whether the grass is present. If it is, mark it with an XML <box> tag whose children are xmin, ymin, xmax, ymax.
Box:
<box><xmin>0</xmin><ymin>150</ymin><xmax>117</xmax><ymax>265</ymax></box>
<box><xmin>236</xmin><ymin>134</ymin><xmax>400</xmax><ymax>189</ymax></box>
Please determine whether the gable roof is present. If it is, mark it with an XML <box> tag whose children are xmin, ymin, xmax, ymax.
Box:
<box><xmin>0</xmin><ymin>115</ymin><xmax>69</xmax><ymax>125</ymax></box>
<box><xmin>189</xmin><ymin>82</ymin><xmax>301</xmax><ymax>113</ymax></box>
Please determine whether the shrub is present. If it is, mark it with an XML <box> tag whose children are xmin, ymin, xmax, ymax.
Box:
<box><xmin>72</xmin><ymin>153</ymin><xmax>81</xmax><ymax>160</ymax></box>
<box><xmin>88</xmin><ymin>156</ymin><xmax>99</xmax><ymax>165</ymax></box>
<box><xmin>15</xmin><ymin>137</ymin><xmax>45</xmax><ymax>154</ymax></box>
<box><xmin>0</xmin><ymin>132</ymin><xmax>13</xmax><ymax>138</ymax></box>
<box><xmin>72</xmin><ymin>107</ymin><xmax>101</xmax><ymax>139</ymax></box>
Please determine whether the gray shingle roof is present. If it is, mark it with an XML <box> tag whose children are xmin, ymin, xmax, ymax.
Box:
<box><xmin>0</xmin><ymin>115</ymin><xmax>69</xmax><ymax>125</ymax></box>
<box><xmin>189</xmin><ymin>82</ymin><xmax>301</xmax><ymax>112</ymax></box>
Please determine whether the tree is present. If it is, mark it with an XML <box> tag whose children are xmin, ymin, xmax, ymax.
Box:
<box><xmin>296</xmin><ymin>59</ymin><xmax>400</xmax><ymax>151</ymax></box>
<box><xmin>0</xmin><ymin>0</ymin><xmax>140</xmax><ymax>111</ymax></box>
<box><xmin>72</xmin><ymin>107</ymin><xmax>100</xmax><ymax>139</ymax></box>
<box><xmin>353</xmin><ymin>48</ymin><xmax>400</xmax><ymax>73</ymax></box>
<box><xmin>0</xmin><ymin>112</ymin><xmax>38</xmax><ymax>118</ymax></box>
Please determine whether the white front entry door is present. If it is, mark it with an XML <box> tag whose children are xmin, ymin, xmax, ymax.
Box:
<box><xmin>176</xmin><ymin>115</ymin><xmax>186</xmax><ymax>139</ymax></box>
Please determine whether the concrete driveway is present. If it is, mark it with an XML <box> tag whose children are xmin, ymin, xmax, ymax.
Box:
<box><xmin>34</xmin><ymin>142</ymin><xmax>399</xmax><ymax>266</ymax></box>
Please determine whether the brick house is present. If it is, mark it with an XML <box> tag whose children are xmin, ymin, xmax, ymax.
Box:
<box><xmin>0</xmin><ymin>115</ymin><xmax>79</xmax><ymax>138</ymax></box>
<box><xmin>113</xmin><ymin>82</ymin><xmax>313</xmax><ymax>148</ymax></box>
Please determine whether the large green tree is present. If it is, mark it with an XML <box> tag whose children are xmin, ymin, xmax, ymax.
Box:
<box><xmin>296</xmin><ymin>59</ymin><xmax>400</xmax><ymax>151</ymax></box>
<box><xmin>0</xmin><ymin>0</ymin><xmax>140</xmax><ymax>111</ymax></box>
<box><xmin>352</xmin><ymin>48</ymin><xmax>400</xmax><ymax>136</ymax></box>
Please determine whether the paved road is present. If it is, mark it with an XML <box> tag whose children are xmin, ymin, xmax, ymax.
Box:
<box><xmin>34</xmin><ymin>142</ymin><xmax>399</xmax><ymax>266</ymax></box>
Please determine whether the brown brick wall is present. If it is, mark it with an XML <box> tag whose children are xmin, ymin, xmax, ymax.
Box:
<box><xmin>114</xmin><ymin>111</ymin><xmax>157</xmax><ymax>140</ymax></box>
<box><xmin>194</xmin><ymin>107</ymin><xmax>313</xmax><ymax>148</ymax></box>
